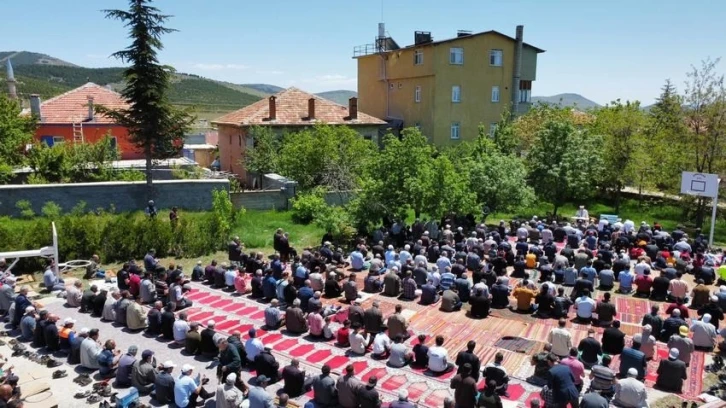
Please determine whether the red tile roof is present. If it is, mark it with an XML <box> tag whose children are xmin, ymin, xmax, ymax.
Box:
<box><xmin>37</xmin><ymin>82</ymin><xmax>129</xmax><ymax>124</ymax></box>
<box><xmin>212</xmin><ymin>87</ymin><xmax>386</xmax><ymax>127</ymax></box>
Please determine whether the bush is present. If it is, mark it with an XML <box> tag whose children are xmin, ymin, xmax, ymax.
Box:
<box><xmin>314</xmin><ymin>206</ymin><xmax>356</xmax><ymax>247</ymax></box>
<box><xmin>291</xmin><ymin>188</ymin><xmax>330</xmax><ymax>224</ymax></box>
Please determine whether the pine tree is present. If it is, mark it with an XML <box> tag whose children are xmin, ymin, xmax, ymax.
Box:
<box><xmin>98</xmin><ymin>0</ymin><xmax>194</xmax><ymax>199</ymax></box>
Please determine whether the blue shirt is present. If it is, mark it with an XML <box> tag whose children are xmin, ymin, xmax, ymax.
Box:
<box><xmin>298</xmin><ymin>287</ymin><xmax>314</xmax><ymax>311</ymax></box>
<box><xmin>619</xmin><ymin>272</ymin><xmax>634</xmax><ymax>289</ymax></box>
<box><xmin>248</xmin><ymin>385</ymin><xmax>274</xmax><ymax>408</ymax></box>
<box><xmin>350</xmin><ymin>251</ymin><xmax>365</xmax><ymax>270</ymax></box>
<box><xmin>20</xmin><ymin>314</ymin><xmax>35</xmax><ymax>340</ymax></box>
<box><xmin>563</xmin><ymin>268</ymin><xmax>578</xmax><ymax>285</ymax></box>
<box><xmin>399</xmin><ymin>251</ymin><xmax>411</xmax><ymax>266</ymax></box>
<box><xmin>263</xmin><ymin>276</ymin><xmax>277</xmax><ymax>299</ymax></box>
<box><xmin>385</xmin><ymin>250</ymin><xmax>397</xmax><ymax>267</ymax></box>
<box><xmin>436</xmin><ymin>257</ymin><xmax>452</xmax><ymax>273</ymax></box>
<box><xmin>43</xmin><ymin>269</ymin><xmax>58</xmax><ymax>288</ymax></box>
<box><xmin>98</xmin><ymin>349</ymin><xmax>115</xmax><ymax>375</ymax></box>
<box><xmin>581</xmin><ymin>267</ymin><xmax>597</xmax><ymax>283</ymax></box>
<box><xmin>618</xmin><ymin>347</ymin><xmax>646</xmax><ymax>378</ymax></box>
<box><xmin>295</xmin><ymin>265</ymin><xmax>308</xmax><ymax>280</ymax></box>
<box><xmin>174</xmin><ymin>374</ymin><xmax>199</xmax><ymax>407</ymax></box>
<box><xmin>224</xmin><ymin>269</ymin><xmax>236</xmax><ymax>286</ymax></box>
<box><xmin>440</xmin><ymin>272</ymin><xmax>456</xmax><ymax>291</ymax></box>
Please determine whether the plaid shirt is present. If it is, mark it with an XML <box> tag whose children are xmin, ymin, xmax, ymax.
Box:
<box><xmin>402</xmin><ymin>277</ymin><xmax>417</xmax><ymax>299</ymax></box>
<box><xmin>440</xmin><ymin>272</ymin><xmax>456</xmax><ymax>291</ymax></box>
<box><xmin>540</xmin><ymin>385</ymin><xmax>555</xmax><ymax>407</ymax></box>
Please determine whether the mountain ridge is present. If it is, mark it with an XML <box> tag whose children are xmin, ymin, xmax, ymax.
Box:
<box><xmin>531</xmin><ymin>93</ymin><xmax>601</xmax><ymax>109</ymax></box>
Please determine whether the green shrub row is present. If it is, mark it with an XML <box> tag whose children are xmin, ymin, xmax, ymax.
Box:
<box><xmin>1</xmin><ymin>190</ymin><xmax>236</xmax><ymax>272</ymax></box>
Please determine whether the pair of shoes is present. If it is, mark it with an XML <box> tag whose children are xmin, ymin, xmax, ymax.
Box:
<box><xmin>87</xmin><ymin>394</ymin><xmax>103</xmax><ymax>404</ymax></box>
<box><xmin>52</xmin><ymin>369</ymin><xmax>67</xmax><ymax>379</ymax></box>
<box><xmin>98</xmin><ymin>386</ymin><xmax>115</xmax><ymax>398</ymax></box>
<box><xmin>38</xmin><ymin>355</ymin><xmax>51</xmax><ymax>365</ymax></box>
<box><xmin>92</xmin><ymin>380</ymin><xmax>110</xmax><ymax>391</ymax></box>
<box><xmin>8</xmin><ymin>338</ymin><xmax>17</xmax><ymax>345</ymax></box>
<box><xmin>98</xmin><ymin>401</ymin><xmax>110</xmax><ymax>408</ymax></box>
<box><xmin>46</xmin><ymin>358</ymin><xmax>62</xmax><ymax>368</ymax></box>
<box><xmin>74</xmin><ymin>390</ymin><xmax>92</xmax><ymax>399</ymax></box>
<box><xmin>73</xmin><ymin>373</ymin><xmax>92</xmax><ymax>387</ymax></box>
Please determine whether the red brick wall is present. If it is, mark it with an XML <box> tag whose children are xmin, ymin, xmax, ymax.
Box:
<box><xmin>34</xmin><ymin>124</ymin><xmax>143</xmax><ymax>160</ymax></box>
<box><xmin>217</xmin><ymin>125</ymin><xmax>248</xmax><ymax>181</ymax></box>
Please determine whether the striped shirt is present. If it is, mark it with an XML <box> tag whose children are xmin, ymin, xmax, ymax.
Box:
<box><xmin>440</xmin><ymin>272</ymin><xmax>456</xmax><ymax>291</ymax></box>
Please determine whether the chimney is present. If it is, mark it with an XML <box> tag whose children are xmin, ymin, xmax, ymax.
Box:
<box><xmin>348</xmin><ymin>97</ymin><xmax>358</xmax><ymax>120</ymax></box>
<box><xmin>307</xmin><ymin>98</ymin><xmax>315</xmax><ymax>120</ymax></box>
<box><xmin>268</xmin><ymin>96</ymin><xmax>276</xmax><ymax>121</ymax></box>
<box><xmin>511</xmin><ymin>25</ymin><xmax>524</xmax><ymax>114</ymax></box>
<box><xmin>30</xmin><ymin>94</ymin><xmax>42</xmax><ymax>121</ymax></box>
<box><xmin>5</xmin><ymin>59</ymin><xmax>16</xmax><ymax>99</ymax></box>
<box><xmin>87</xmin><ymin>96</ymin><xmax>95</xmax><ymax>121</ymax></box>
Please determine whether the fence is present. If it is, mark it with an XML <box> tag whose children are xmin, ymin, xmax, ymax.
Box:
<box><xmin>0</xmin><ymin>179</ymin><xmax>229</xmax><ymax>217</ymax></box>
<box><xmin>230</xmin><ymin>190</ymin><xmax>357</xmax><ymax>211</ymax></box>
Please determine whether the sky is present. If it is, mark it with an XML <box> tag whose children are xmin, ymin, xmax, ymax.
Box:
<box><xmin>2</xmin><ymin>0</ymin><xmax>725</xmax><ymax>105</ymax></box>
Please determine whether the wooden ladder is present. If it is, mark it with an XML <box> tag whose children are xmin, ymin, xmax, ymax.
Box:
<box><xmin>72</xmin><ymin>122</ymin><xmax>83</xmax><ymax>144</ymax></box>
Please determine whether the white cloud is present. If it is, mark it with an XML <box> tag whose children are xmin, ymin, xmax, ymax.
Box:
<box><xmin>299</xmin><ymin>74</ymin><xmax>356</xmax><ymax>86</ymax></box>
<box><xmin>192</xmin><ymin>63</ymin><xmax>248</xmax><ymax>71</ymax></box>
<box><xmin>256</xmin><ymin>69</ymin><xmax>284</xmax><ymax>75</ymax></box>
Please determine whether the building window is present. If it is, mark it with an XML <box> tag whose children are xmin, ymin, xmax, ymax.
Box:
<box><xmin>414</xmin><ymin>50</ymin><xmax>424</xmax><ymax>65</ymax></box>
<box><xmin>389</xmin><ymin>83</ymin><xmax>394</xmax><ymax>90</ymax></box>
<box><xmin>450</xmin><ymin>122</ymin><xmax>460</xmax><ymax>140</ymax></box>
<box><xmin>452</xmin><ymin>85</ymin><xmax>461</xmax><ymax>103</ymax></box>
<box><xmin>415</xmin><ymin>86</ymin><xmax>421</xmax><ymax>103</ymax></box>
<box><xmin>398</xmin><ymin>82</ymin><xmax>403</xmax><ymax>89</ymax></box>
<box><xmin>491</xmin><ymin>86</ymin><xmax>500</xmax><ymax>103</ymax></box>
<box><xmin>53</xmin><ymin>136</ymin><xmax>65</xmax><ymax>145</ymax></box>
<box><xmin>449</xmin><ymin>47</ymin><xmax>464</xmax><ymax>65</ymax></box>
<box><xmin>519</xmin><ymin>80</ymin><xmax>532</xmax><ymax>102</ymax></box>
<box><xmin>109</xmin><ymin>136</ymin><xmax>117</xmax><ymax>149</ymax></box>
<box><xmin>489</xmin><ymin>123</ymin><xmax>498</xmax><ymax>137</ymax></box>
<box><xmin>489</xmin><ymin>49</ymin><xmax>503</xmax><ymax>66</ymax></box>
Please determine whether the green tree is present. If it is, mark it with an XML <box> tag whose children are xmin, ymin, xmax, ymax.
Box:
<box><xmin>98</xmin><ymin>0</ymin><xmax>194</xmax><ymax>199</ymax></box>
<box><xmin>0</xmin><ymin>93</ymin><xmax>36</xmax><ymax>183</ymax></box>
<box><xmin>591</xmin><ymin>100</ymin><xmax>650</xmax><ymax>209</ymax></box>
<box><xmin>242</xmin><ymin>126</ymin><xmax>280</xmax><ymax>187</ymax></box>
<box><xmin>277</xmin><ymin>124</ymin><xmax>375</xmax><ymax>191</ymax></box>
<box><xmin>681</xmin><ymin>58</ymin><xmax>726</xmax><ymax>228</ymax></box>
<box><xmin>527</xmin><ymin>119</ymin><xmax>604</xmax><ymax>216</ymax></box>
<box><xmin>422</xmin><ymin>155</ymin><xmax>478</xmax><ymax>220</ymax></box>
<box><xmin>648</xmin><ymin>79</ymin><xmax>687</xmax><ymax>192</ymax></box>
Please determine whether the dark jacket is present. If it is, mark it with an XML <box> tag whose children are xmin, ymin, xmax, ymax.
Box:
<box><xmin>601</xmin><ymin>327</ymin><xmax>625</xmax><ymax>355</ymax></box>
<box><xmin>33</xmin><ymin>319</ymin><xmax>48</xmax><ymax>348</ymax></box>
<box><xmin>200</xmin><ymin>328</ymin><xmax>218</xmax><ymax>357</ymax></box>
<box><xmin>357</xmin><ymin>384</ymin><xmax>381</xmax><ymax>408</ymax></box>
<box><xmin>618</xmin><ymin>347</ymin><xmax>647</xmax><ymax>379</ymax></box>
<box><xmin>153</xmin><ymin>372</ymin><xmax>175</xmax><ymax>405</ymax></box>
<box><xmin>469</xmin><ymin>294</ymin><xmax>491</xmax><ymax>319</ymax></box>
<box><xmin>147</xmin><ymin>308</ymin><xmax>162</xmax><ymax>335</ymax></box>
<box><xmin>455</xmin><ymin>351</ymin><xmax>481</xmax><ymax>381</ymax></box>
<box><xmin>185</xmin><ymin>331</ymin><xmax>201</xmax><ymax>355</ymax></box>
<box><xmin>285</xmin><ymin>307</ymin><xmax>307</xmax><ymax>334</ymax></box>
<box><xmin>282</xmin><ymin>365</ymin><xmax>306</xmax><ymax>397</ymax></box>
<box><xmin>655</xmin><ymin>358</ymin><xmax>688</xmax><ymax>392</ymax></box>
<box><xmin>450</xmin><ymin>374</ymin><xmax>477</xmax><ymax>408</ymax></box>
<box><xmin>348</xmin><ymin>305</ymin><xmax>365</xmax><ymax>327</ymax></box>
<box><xmin>43</xmin><ymin>322</ymin><xmax>60</xmax><ymax>351</ymax></box>
<box><xmin>255</xmin><ymin>350</ymin><xmax>280</xmax><ymax>382</ymax></box>
<box><xmin>549</xmin><ymin>364</ymin><xmax>579</xmax><ymax>402</ymax></box>
<box><xmin>160</xmin><ymin>311</ymin><xmax>175</xmax><ymax>339</ymax></box>
<box><xmin>363</xmin><ymin>307</ymin><xmax>384</xmax><ymax>333</ymax></box>
<box><xmin>220</xmin><ymin>344</ymin><xmax>241</xmax><ymax>374</ymax></box>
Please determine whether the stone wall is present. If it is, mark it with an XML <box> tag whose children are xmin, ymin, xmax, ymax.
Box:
<box><xmin>229</xmin><ymin>190</ymin><xmax>356</xmax><ymax>211</ymax></box>
<box><xmin>0</xmin><ymin>179</ymin><xmax>229</xmax><ymax>217</ymax></box>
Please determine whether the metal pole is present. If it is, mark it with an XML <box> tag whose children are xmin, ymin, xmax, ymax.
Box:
<box><xmin>710</xmin><ymin>181</ymin><xmax>721</xmax><ymax>247</ymax></box>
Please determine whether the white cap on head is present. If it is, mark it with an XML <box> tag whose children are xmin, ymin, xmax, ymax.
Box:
<box><xmin>181</xmin><ymin>364</ymin><xmax>194</xmax><ymax>373</ymax></box>
<box><xmin>712</xmin><ymin>295</ymin><xmax>719</xmax><ymax>302</ymax></box>
<box><xmin>162</xmin><ymin>360</ymin><xmax>177</xmax><ymax>369</ymax></box>
<box><xmin>703</xmin><ymin>314</ymin><xmax>712</xmax><ymax>323</ymax></box>
<box><xmin>669</xmin><ymin>348</ymin><xmax>680</xmax><ymax>359</ymax></box>
<box><xmin>226</xmin><ymin>372</ymin><xmax>237</xmax><ymax>385</ymax></box>
<box><xmin>5</xmin><ymin>276</ymin><xmax>16</xmax><ymax>284</ymax></box>
<box><xmin>80</xmin><ymin>327</ymin><xmax>89</xmax><ymax>334</ymax></box>
<box><xmin>627</xmin><ymin>368</ymin><xmax>638</xmax><ymax>377</ymax></box>
<box><xmin>63</xmin><ymin>317</ymin><xmax>76</xmax><ymax>325</ymax></box>
<box><xmin>404</xmin><ymin>244</ymin><xmax>410</xmax><ymax>250</ymax></box>
<box><xmin>398</xmin><ymin>389</ymin><xmax>409</xmax><ymax>400</ymax></box>
<box><xmin>24</xmin><ymin>306</ymin><xmax>34</xmax><ymax>313</ymax></box>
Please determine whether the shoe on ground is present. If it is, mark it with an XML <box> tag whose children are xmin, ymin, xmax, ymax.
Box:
<box><xmin>46</xmin><ymin>359</ymin><xmax>62</xmax><ymax>368</ymax></box>
<box><xmin>87</xmin><ymin>395</ymin><xmax>102</xmax><ymax>404</ymax></box>
<box><xmin>52</xmin><ymin>370</ymin><xmax>67</xmax><ymax>379</ymax></box>
<box><xmin>74</xmin><ymin>390</ymin><xmax>92</xmax><ymax>399</ymax></box>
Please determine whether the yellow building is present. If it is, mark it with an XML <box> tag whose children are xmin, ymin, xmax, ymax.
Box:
<box><xmin>354</xmin><ymin>25</ymin><xmax>544</xmax><ymax>145</ymax></box>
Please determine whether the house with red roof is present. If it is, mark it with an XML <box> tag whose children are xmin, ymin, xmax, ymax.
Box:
<box><xmin>27</xmin><ymin>82</ymin><xmax>141</xmax><ymax>159</ymax></box>
<box><xmin>212</xmin><ymin>87</ymin><xmax>386</xmax><ymax>186</ymax></box>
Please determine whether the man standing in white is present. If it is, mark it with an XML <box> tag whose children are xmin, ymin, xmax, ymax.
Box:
<box><xmin>548</xmin><ymin>319</ymin><xmax>572</xmax><ymax>359</ymax></box>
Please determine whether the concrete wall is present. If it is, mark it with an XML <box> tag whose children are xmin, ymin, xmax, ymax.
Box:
<box><xmin>229</xmin><ymin>190</ymin><xmax>357</xmax><ymax>211</ymax></box>
<box><xmin>0</xmin><ymin>179</ymin><xmax>229</xmax><ymax>217</ymax></box>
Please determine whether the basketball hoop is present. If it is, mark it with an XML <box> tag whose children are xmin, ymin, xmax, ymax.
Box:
<box><xmin>58</xmin><ymin>260</ymin><xmax>92</xmax><ymax>273</ymax></box>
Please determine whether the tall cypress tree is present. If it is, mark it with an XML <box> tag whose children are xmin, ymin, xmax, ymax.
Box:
<box><xmin>99</xmin><ymin>0</ymin><xmax>194</xmax><ymax>199</ymax></box>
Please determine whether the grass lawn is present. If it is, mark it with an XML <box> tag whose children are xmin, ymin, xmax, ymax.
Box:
<box><xmin>488</xmin><ymin>198</ymin><xmax>726</xmax><ymax>246</ymax></box>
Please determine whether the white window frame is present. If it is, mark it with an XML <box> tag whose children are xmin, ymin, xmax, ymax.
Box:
<box><xmin>519</xmin><ymin>89</ymin><xmax>532</xmax><ymax>103</ymax></box>
<box><xmin>414</xmin><ymin>50</ymin><xmax>424</xmax><ymax>65</ymax></box>
<box><xmin>489</xmin><ymin>123</ymin><xmax>498</xmax><ymax>137</ymax></box>
<box><xmin>414</xmin><ymin>85</ymin><xmax>421</xmax><ymax>103</ymax></box>
<box><xmin>450</xmin><ymin>122</ymin><xmax>461</xmax><ymax>140</ymax></box>
<box><xmin>52</xmin><ymin>136</ymin><xmax>65</xmax><ymax>145</ymax></box>
<box><xmin>449</xmin><ymin>47</ymin><xmax>464</xmax><ymax>65</ymax></box>
<box><xmin>491</xmin><ymin>86</ymin><xmax>500</xmax><ymax>103</ymax></box>
<box><xmin>452</xmin><ymin>85</ymin><xmax>461</xmax><ymax>103</ymax></box>
<box><xmin>489</xmin><ymin>49</ymin><xmax>503</xmax><ymax>66</ymax></box>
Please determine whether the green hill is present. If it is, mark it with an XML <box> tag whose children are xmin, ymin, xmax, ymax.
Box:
<box><xmin>0</xmin><ymin>51</ymin><xmax>76</xmax><ymax>67</ymax></box>
<box><xmin>531</xmin><ymin>93</ymin><xmax>601</xmax><ymax>110</ymax></box>
<box><xmin>317</xmin><ymin>90</ymin><xmax>357</xmax><ymax>105</ymax></box>
<box><xmin>3</xmin><ymin>55</ymin><xmax>261</xmax><ymax>112</ymax></box>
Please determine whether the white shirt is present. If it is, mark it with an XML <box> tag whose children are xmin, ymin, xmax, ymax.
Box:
<box><xmin>427</xmin><ymin>346</ymin><xmax>449</xmax><ymax>372</ymax></box>
<box><xmin>623</xmin><ymin>220</ymin><xmax>635</xmax><ymax>234</ymax></box>
<box><xmin>548</xmin><ymin>328</ymin><xmax>572</xmax><ymax>357</ymax></box>
<box><xmin>245</xmin><ymin>338</ymin><xmax>264</xmax><ymax>361</ymax></box>
<box><xmin>633</xmin><ymin>262</ymin><xmax>650</xmax><ymax>277</ymax></box>
<box><xmin>428</xmin><ymin>271</ymin><xmax>441</xmax><ymax>288</ymax></box>
<box><xmin>349</xmin><ymin>331</ymin><xmax>368</xmax><ymax>354</ymax></box>
<box><xmin>173</xmin><ymin>319</ymin><xmax>190</xmax><ymax>342</ymax></box>
<box><xmin>372</xmin><ymin>333</ymin><xmax>391</xmax><ymax>355</ymax></box>
<box><xmin>575</xmin><ymin>296</ymin><xmax>596</xmax><ymax>318</ymax></box>
<box><xmin>80</xmin><ymin>338</ymin><xmax>102</xmax><ymax>369</ymax></box>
